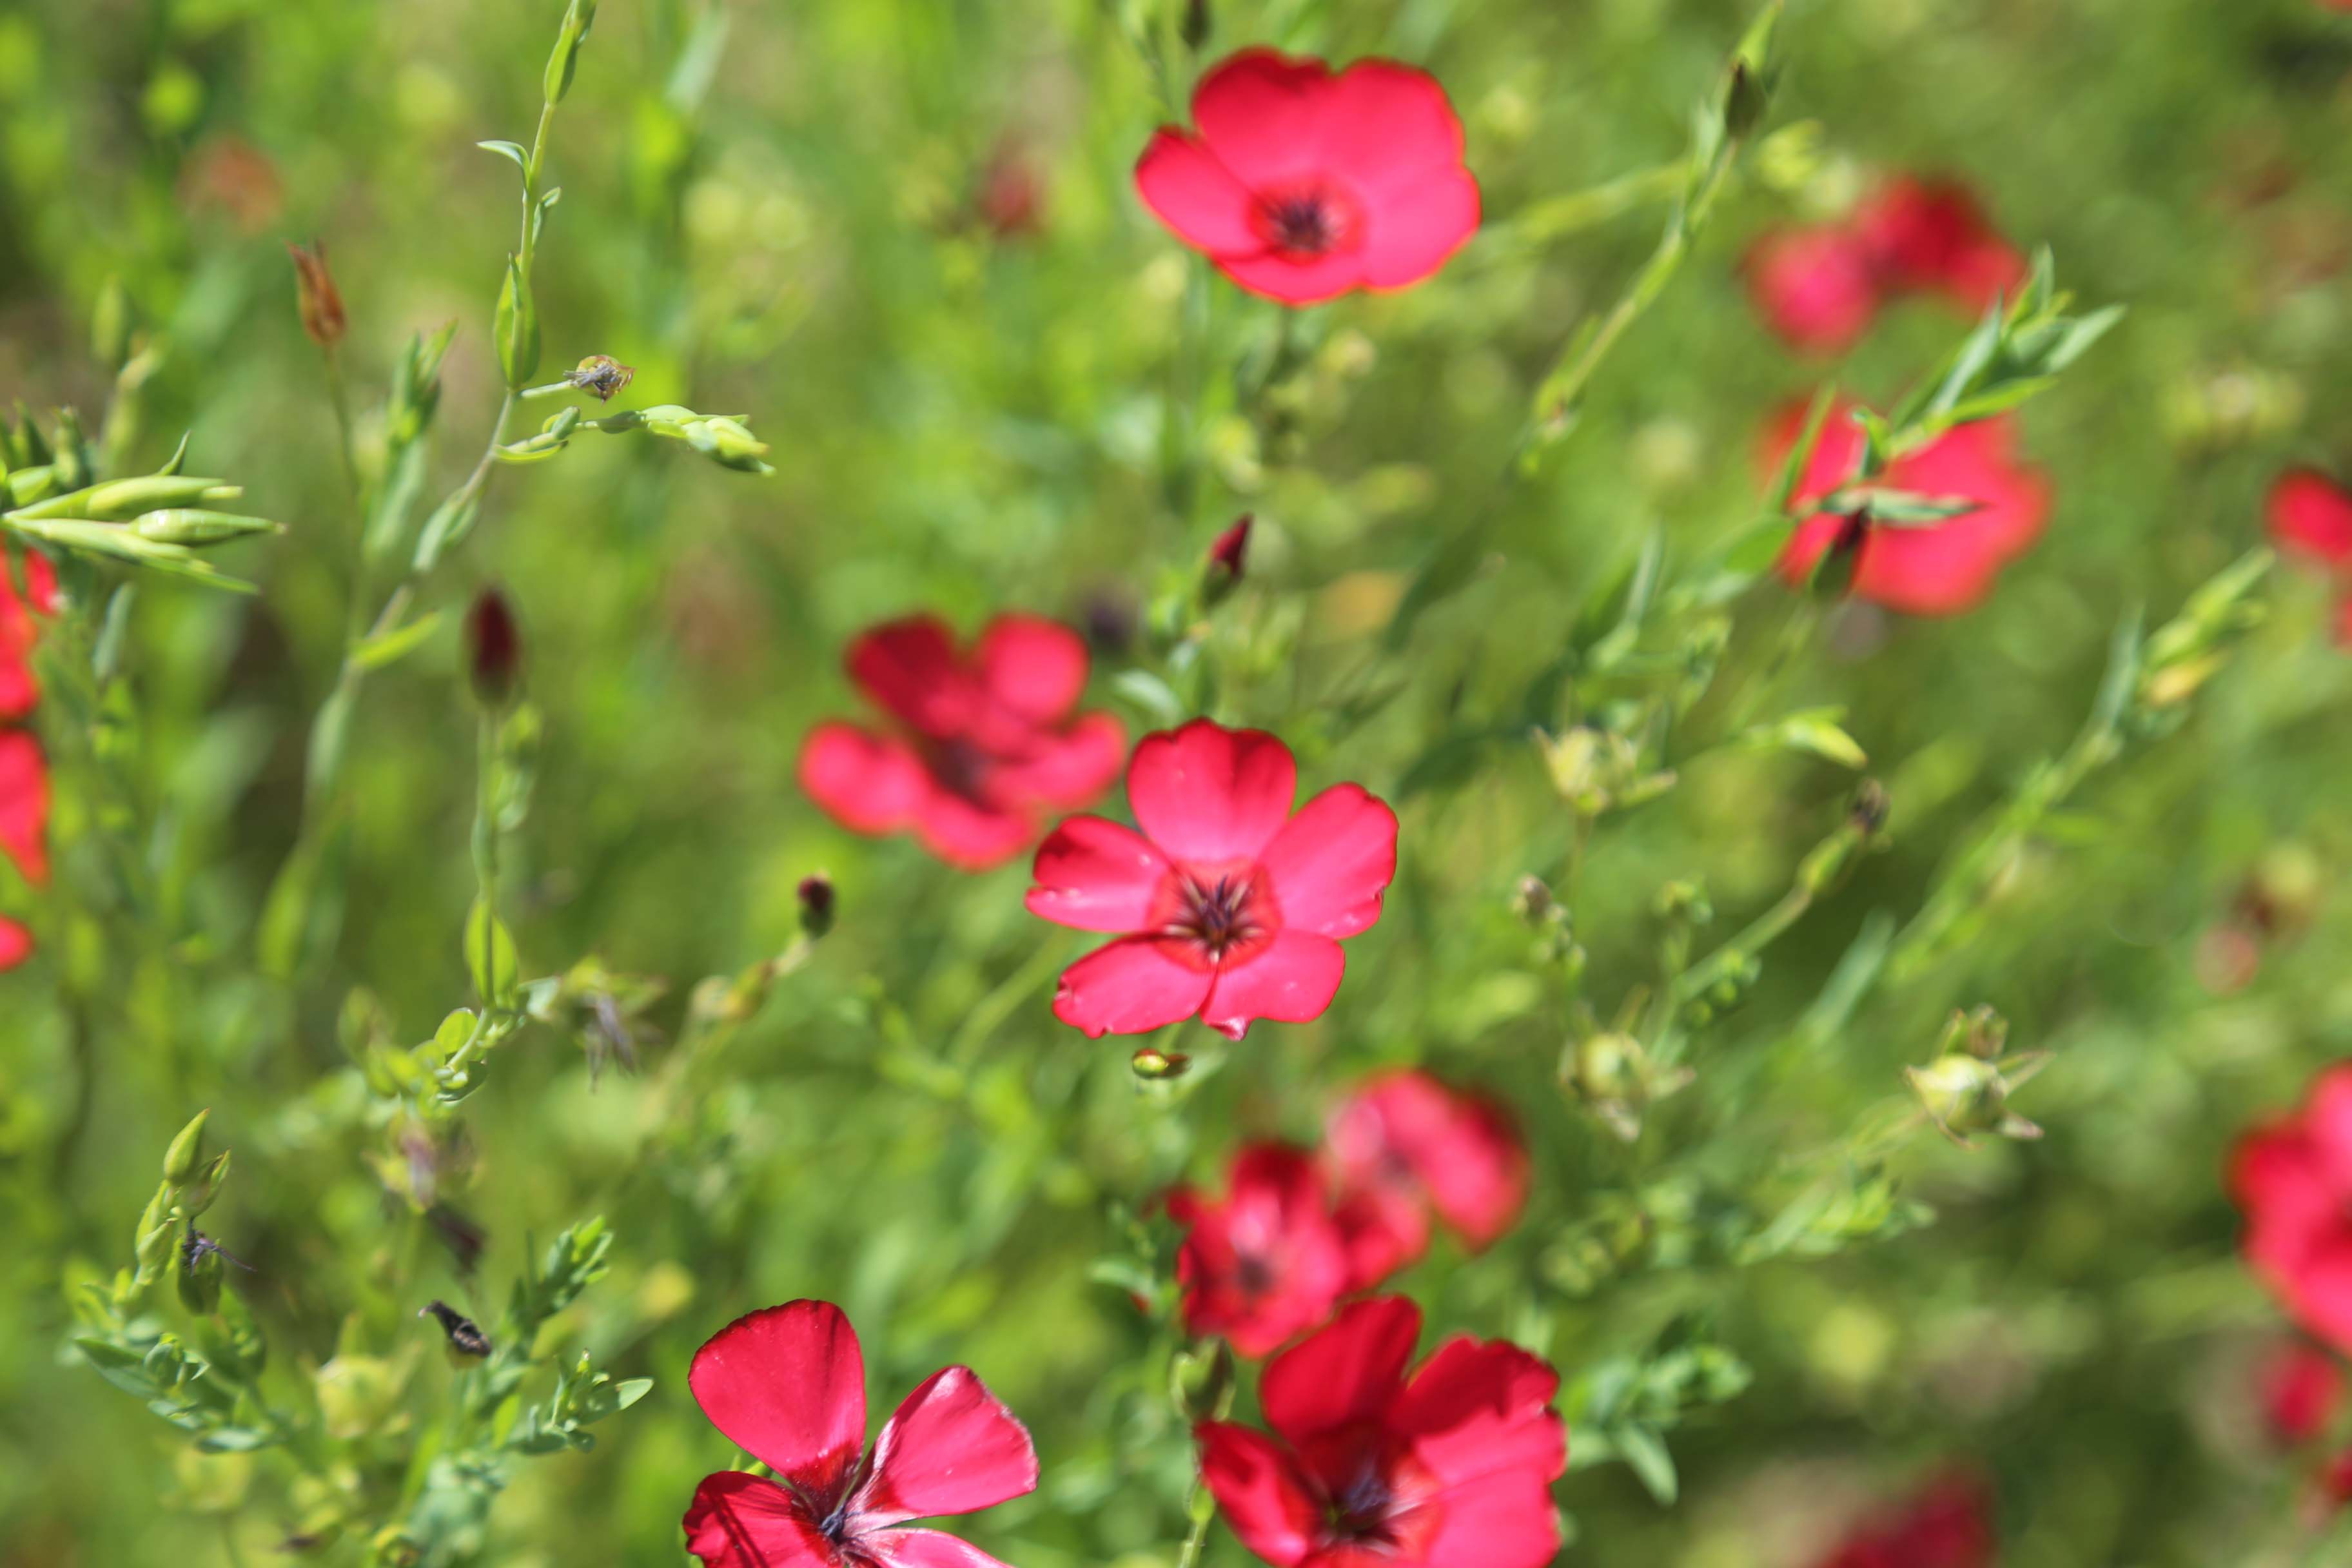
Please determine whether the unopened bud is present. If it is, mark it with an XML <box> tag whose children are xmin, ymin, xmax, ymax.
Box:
<box><xmin>1170</xmin><ymin>1338</ymin><xmax>1235</xmax><ymax>1421</ymax></box>
<box><xmin>163</xmin><ymin>1109</ymin><xmax>211</xmax><ymax>1185</ymax></box>
<box><xmin>1723</xmin><ymin>58</ymin><xmax>1770</xmax><ymax>140</ymax></box>
<box><xmin>1654</xmin><ymin>878</ymin><xmax>1712</xmax><ymax>926</ymax></box>
<box><xmin>93</xmin><ymin>276</ymin><xmax>135</xmax><ymax>371</ymax></box>
<box><xmin>798</xmin><ymin>874</ymin><xmax>836</xmax><ymax>937</ymax></box>
<box><xmin>1512</xmin><ymin>875</ymin><xmax>1555</xmax><ymax>925</ymax></box>
<box><xmin>286</xmin><ymin>240</ymin><xmax>348</xmax><ymax>349</ymax></box>
<box><xmin>464</xmin><ymin>587</ymin><xmax>522</xmax><ymax>708</ymax></box>
<box><xmin>1203</xmin><ymin>515</ymin><xmax>1251</xmax><ymax>603</ymax></box>
<box><xmin>183</xmin><ymin>1150</ymin><xmax>232</xmax><ymax>1217</ymax></box>
<box><xmin>135</xmin><ymin>509</ymin><xmax>284</xmax><ymax>545</ymax></box>
<box><xmin>1132</xmin><ymin>1045</ymin><xmax>1191</xmax><ymax>1081</ymax></box>
<box><xmin>1180</xmin><ymin>0</ymin><xmax>1212</xmax><ymax>50</ymax></box>
<box><xmin>544</xmin><ymin>0</ymin><xmax>598</xmax><ymax>105</ymax></box>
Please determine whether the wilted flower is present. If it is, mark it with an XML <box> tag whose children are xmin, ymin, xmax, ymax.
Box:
<box><xmin>286</xmin><ymin>240</ymin><xmax>348</xmax><ymax>349</ymax></box>
<box><xmin>1026</xmin><ymin>718</ymin><xmax>1398</xmax><ymax>1039</ymax></box>
<box><xmin>2231</xmin><ymin>1065</ymin><xmax>2352</xmax><ymax>1352</ymax></box>
<box><xmin>1135</xmin><ymin>50</ymin><xmax>1480</xmax><ymax>306</ymax></box>
<box><xmin>1195</xmin><ymin>1295</ymin><xmax>1567</xmax><ymax>1568</ymax></box>
<box><xmin>1765</xmin><ymin>402</ymin><xmax>2053</xmax><ymax>617</ymax></box>
<box><xmin>681</xmin><ymin>1298</ymin><xmax>1038</xmax><ymax>1567</ymax></box>
<box><xmin>1166</xmin><ymin>1144</ymin><xmax>1351</xmax><ymax>1357</ymax></box>
<box><xmin>799</xmin><ymin>613</ymin><xmax>1125</xmax><ymax>870</ymax></box>
<box><xmin>1326</xmin><ymin>1071</ymin><xmax>1529</xmax><ymax>1288</ymax></box>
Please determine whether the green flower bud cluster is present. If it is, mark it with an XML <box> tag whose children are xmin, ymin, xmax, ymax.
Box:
<box><xmin>2</xmin><ymin>426</ymin><xmax>286</xmax><ymax>593</ymax></box>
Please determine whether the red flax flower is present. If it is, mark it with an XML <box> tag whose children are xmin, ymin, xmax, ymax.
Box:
<box><xmin>1025</xmin><ymin>718</ymin><xmax>1398</xmax><ymax>1039</ymax></box>
<box><xmin>683</xmin><ymin>1298</ymin><xmax>1039</xmax><ymax>1568</ymax></box>
<box><xmin>1196</xmin><ymin>1295</ymin><xmax>1565</xmax><ymax>1568</ymax></box>
<box><xmin>1816</xmin><ymin>1474</ymin><xmax>1994</xmax><ymax>1568</ymax></box>
<box><xmin>799</xmin><ymin>614</ymin><xmax>1125</xmax><ymax>870</ymax></box>
<box><xmin>0</xmin><ymin>553</ymin><xmax>56</xmax><ymax>974</ymax></box>
<box><xmin>1744</xmin><ymin>225</ymin><xmax>1884</xmax><ymax>357</ymax></box>
<box><xmin>1851</xmin><ymin>177</ymin><xmax>2026</xmax><ymax>315</ymax></box>
<box><xmin>1134</xmin><ymin>50</ymin><xmax>1479</xmax><ymax>306</ymax></box>
<box><xmin>2231</xmin><ymin>1065</ymin><xmax>2352</xmax><ymax>1351</ymax></box>
<box><xmin>2268</xmin><ymin>470</ymin><xmax>2352</xmax><ymax>647</ymax></box>
<box><xmin>1168</xmin><ymin>1144</ymin><xmax>1352</xmax><ymax>1357</ymax></box>
<box><xmin>1766</xmin><ymin>402</ymin><xmax>2053</xmax><ymax>617</ymax></box>
<box><xmin>1325</xmin><ymin>1072</ymin><xmax>1529</xmax><ymax>1289</ymax></box>
<box><xmin>2260</xmin><ymin>1339</ymin><xmax>2344</xmax><ymax>1446</ymax></box>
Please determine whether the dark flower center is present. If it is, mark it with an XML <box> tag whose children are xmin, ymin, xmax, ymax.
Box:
<box><xmin>1250</xmin><ymin>182</ymin><xmax>1364</xmax><ymax>260</ymax></box>
<box><xmin>1170</xmin><ymin>871</ymin><xmax>1266</xmax><ymax>959</ymax></box>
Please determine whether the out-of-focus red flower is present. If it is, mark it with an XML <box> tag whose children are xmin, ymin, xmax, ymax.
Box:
<box><xmin>1026</xmin><ymin>718</ymin><xmax>1398</xmax><ymax>1039</ymax></box>
<box><xmin>2320</xmin><ymin>1447</ymin><xmax>2352</xmax><ymax>1511</ymax></box>
<box><xmin>0</xmin><ymin>732</ymin><xmax>48</xmax><ymax>894</ymax></box>
<box><xmin>1</xmin><ymin>553</ymin><xmax>59</xmax><ymax>721</ymax></box>
<box><xmin>2261</xmin><ymin>1339</ymin><xmax>2344</xmax><ymax>1445</ymax></box>
<box><xmin>1852</xmin><ymin>176</ymin><xmax>2027</xmax><ymax>312</ymax></box>
<box><xmin>977</xmin><ymin>140</ymin><xmax>1046</xmax><ymax>239</ymax></box>
<box><xmin>1135</xmin><ymin>49</ymin><xmax>1479</xmax><ymax>306</ymax></box>
<box><xmin>2269</xmin><ymin>469</ymin><xmax>2352</xmax><ymax>571</ymax></box>
<box><xmin>179</xmin><ymin>135</ymin><xmax>285</xmax><ymax>234</ymax></box>
<box><xmin>1168</xmin><ymin>1144</ymin><xmax>1353</xmax><ymax>1358</ymax></box>
<box><xmin>2231</xmin><ymin>1065</ymin><xmax>2352</xmax><ymax>1352</ymax></box>
<box><xmin>1817</xmin><ymin>1474</ymin><xmax>1995</xmax><ymax>1568</ymax></box>
<box><xmin>799</xmin><ymin>614</ymin><xmax>1125</xmax><ymax>871</ymax></box>
<box><xmin>1209</xmin><ymin>515</ymin><xmax>1253</xmax><ymax>583</ymax></box>
<box><xmin>1326</xmin><ymin>1070</ymin><xmax>1528</xmax><ymax>1288</ymax></box>
<box><xmin>1196</xmin><ymin>1295</ymin><xmax>1566</xmax><ymax>1568</ymax></box>
<box><xmin>1766</xmin><ymin>402</ymin><xmax>2053</xmax><ymax>617</ymax></box>
<box><xmin>1745</xmin><ymin>226</ymin><xmax>1884</xmax><ymax>356</ymax></box>
<box><xmin>681</xmin><ymin>1298</ymin><xmax>1038</xmax><ymax>1568</ymax></box>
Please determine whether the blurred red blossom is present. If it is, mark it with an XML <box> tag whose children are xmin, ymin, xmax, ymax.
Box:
<box><xmin>976</xmin><ymin>139</ymin><xmax>1046</xmax><ymax>239</ymax></box>
<box><xmin>0</xmin><ymin>552</ymin><xmax>57</xmax><ymax>721</ymax></box>
<box><xmin>799</xmin><ymin>613</ymin><xmax>1124</xmax><ymax>870</ymax></box>
<box><xmin>1816</xmin><ymin>1473</ymin><xmax>1995</xmax><ymax>1568</ymax></box>
<box><xmin>1326</xmin><ymin>1070</ymin><xmax>1529</xmax><ymax>1288</ymax></box>
<box><xmin>2232</xmin><ymin>1066</ymin><xmax>2352</xmax><ymax>1352</ymax></box>
<box><xmin>2260</xmin><ymin>1339</ymin><xmax>2343</xmax><ymax>1446</ymax></box>
<box><xmin>1766</xmin><ymin>402</ymin><xmax>2053</xmax><ymax>616</ymax></box>
<box><xmin>2269</xmin><ymin>470</ymin><xmax>2352</xmax><ymax>568</ymax></box>
<box><xmin>1745</xmin><ymin>225</ymin><xmax>1883</xmax><ymax>356</ymax></box>
<box><xmin>1135</xmin><ymin>49</ymin><xmax>1479</xmax><ymax>306</ymax></box>
<box><xmin>1196</xmin><ymin>1295</ymin><xmax>1566</xmax><ymax>1568</ymax></box>
<box><xmin>1747</xmin><ymin>174</ymin><xmax>2022</xmax><ymax>355</ymax></box>
<box><xmin>0</xmin><ymin>552</ymin><xmax>56</xmax><ymax>975</ymax></box>
<box><xmin>682</xmin><ymin>1298</ymin><xmax>1039</xmax><ymax>1568</ymax></box>
<box><xmin>1026</xmin><ymin>718</ymin><xmax>1398</xmax><ymax>1038</ymax></box>
<box><xmin>1168</xmin><ymin>1143</ymin><xmax>1352</xmax><ymax>1357</ymax></box>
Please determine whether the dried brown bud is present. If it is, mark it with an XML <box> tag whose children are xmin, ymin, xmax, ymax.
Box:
<box><xmin>286</xmin><ymin>240</ymin><xmax>347</xmax><ymax>348</ymax></box>
<box><xmin>464</xmin><ymin>587</ymin><xmax>522</xmax><ymax>708</ymax></box>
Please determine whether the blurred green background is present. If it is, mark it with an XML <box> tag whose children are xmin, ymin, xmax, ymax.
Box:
<box><xmin>5</xmin><ymin>0</ymin><xmax>2352</xmax><ymax>1563</ymax></box>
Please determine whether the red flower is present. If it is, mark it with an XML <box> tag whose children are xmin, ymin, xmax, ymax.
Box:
<box><xmin>799</xmin><ymin>614</ymin><xmax>1125</xmax><ymax>870</ymax></box>
<box><xmin>2270</xmin><ymin>469</ymin><xmax>2352</xmax><ymax>571</ymax></box>
<box><xmin>1169</xmin><ymin>1143</ymin><xmax>1352</xmax><ymax>1357</ymax></box>
<box><xmin>1135</xmin><ymin>50</ymin><xmax>1480</xmax><ymax>306</ymax></box>
<box><xmin>0</xmin><ymin>731</ymin><xmax>48</xmax><ymax>893</ymax></box>
<box><xmin>1852</xmin><ymin>176</ymin><xmax>2026</xmax><ymax>313</ymax></box>
<box><xmin>2231</xmin><ymin>1065</ymin><xmax>2352</xmax><ymax>1352</ymax></box>
<box><xmin>1196</xmin><ymin>1295</ymin><xmax>1565</xmax><ymax>1568</ymax></box>
<box><xmin>1744</xmin><ymin>226</ymin><xmax>1883</xmax><ymax>357</ymax></box>
<box><xmin>2261</xmin><ymin>1339</ymin><xmax>2344</xmax><ymax>1446</ymax></box>
<box><xmin>1326</xmin><ymin>1071</ymin><xmax>1529</xmax><ymax>1289</ymax></box>
<box><xmin>683</xmin><ymin>1298</ymin><xmax>1039</xmax><ymax>1568</ymax></box>
<box><xmin>1766</xmin><ymin>402</ymin><xmax>2053</xmax><ymax>616</ymax></box>
<box><xmin>1026</xmin><ymin>718</ymin><xmax>1398</xmax><ymax>1039</ymax></box>
<box><xmin>0</xmin><ymin>552</ymin><xmax>57</xmax><ymax>721</ymax></box>
<box><xmin>1816</xmin><ymin>1474</ymin><xmax>1994</xmax><ymax>1568</ymax></box>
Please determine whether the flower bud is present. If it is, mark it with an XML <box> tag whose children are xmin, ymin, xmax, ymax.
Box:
<box><xmin>134</xmin><ymin>509</ymin><xmax>285</xmax><ymax>545</ymax></box>
<box><xmin>1170</xmin><ymin>1338</ymin><xmax>1235</xmax><ymax>1421</ymax></box>
<box><xmin>544</xmin><ymin>0</ymin><xmax>598</xmax><ymax>106</ymax></box>
<box><xmin>286</xmin><ymin>240</ymin><xmax>348</xmax><ymax>349</ymax></box>
<box><xmin>1722</xmin><ymin>58</ymin><xmax>1770</xmax><ymax>140</ymax></box>
<box><xmin>1202</xmin><ymin>514</ymin><xmax>1251</xmax><ymax>603</ymax></box>
<box><xmin>1131</xmin><ymin>1045</ymin><xmax>1191</xmax><ymax>1081</ymax></box>
<box><xmin>798</xmin><ymin>874</ymin><xmax>836</xmax><ymax>937</ymax></box>
<box><xmin>1513</xmin><ymin>875</ymin><xmax>1555</xmax><ymax>925</ymax></box>
<box><xmin>1181</xmin><ymin>0</ymin><xmax>1212</xmax><ymax>50</ymax></box>
<box><xmin>464</xmin><ymin>587</ymin><xmax>522</xmax><ymax>709</ymax></box>
<box><xmin>92</xmin><ymin>276</ymin><xmax>136</xmax><ymax>371</ymax></box>
<box><xmin>163</xmin><ymin>1109</ymin><xmax>211</xmax><ymax>1185</ymax></box>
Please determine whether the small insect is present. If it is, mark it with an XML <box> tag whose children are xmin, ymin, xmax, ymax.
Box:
<box><xmin>418</xmin><ymin>1299</ymin><xmax>493</xmax><ymax>1359</ymax></box>
<box><xmin>181</xmin><ymin>1227</ymin><xmax>254</xmax><ymax>1275</ymax></box>
<box><xmin>562</xmin><ymin>354</ymin><xmax>636</xmax><ymax>402</ymax></box>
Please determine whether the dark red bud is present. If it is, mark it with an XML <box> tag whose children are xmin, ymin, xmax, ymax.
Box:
<box><xmin>1208</xmin><ymin>515</ymin><xmax>1251</xmax><ymax>581</ymax></box>
<box><xmin>798</xmin><ymin>874</ymin><xmax>836</xmax><ymax>936</ymax></box>
<box><xmin>464</xmin><ymin>587</ymin><xmax>522</xmax><ymax>707</ymax></box>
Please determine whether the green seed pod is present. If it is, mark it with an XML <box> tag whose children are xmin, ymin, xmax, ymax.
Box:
<box><xmin>133</xmin><ymin>509</ymin><xmax>283</xmax><ymax>545</ymax></box>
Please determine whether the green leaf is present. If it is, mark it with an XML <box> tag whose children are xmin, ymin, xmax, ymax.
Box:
<box><xmin>1109</xmin><ymin>669</ymin><xmax>1183</xmax><ymax>726</ymax></box>
<box><xmin>476</xmin><ymin>140</ymin><xmax>531</xmax><ymax>182</ymax></box>
<box><xmin>412</xmin><ymin>484</ymin><xmax>482</xmax><ymax>574</ymax></box>
<box><xmin>465</xmin><ymin>898</ymin><xmax>520</xmax><ymax>1005</ymax></box>
<box><xmin>350</xmin><ymin>610</ymin><xmax>444</xmax><ymax>672</ymax></box>
<box><xmin>495</xmin><ymin>253</ymin><xmax>540</xmax><ymax>389</ymax></box>
<box><xmin>1614</xmin><ymin>1422</ymin><xmax>1678</xmax><ymax>1505</ymax></box>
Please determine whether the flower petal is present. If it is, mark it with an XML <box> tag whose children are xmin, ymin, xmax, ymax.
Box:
<box><xmin>1358</xmin><ymin>166</ymin><xmax>1479</xmax><ymax>291</ymax></box>
<box><xmin>1213</xmin><ymin>248</ymin><xmax>1369</xmax><ymax>307</ymax></box>
<box><xmin>847</xmin><ymin>616</ymin><xmax>975</xmax><ymax>738</ymax></box>
<box><xmin>973</xmin><ymin>614</ymin><xmax>1092</xmax><ymax>727</ymax></box>
<box><xmin>0</xmin><ymin>732</ymin><xmax>48</xmax><ymax>888</ymax></box>
<box><xmin>800</xmin><ymin>723</ymin><xmax>931</xmax><ymax>837</ymax></box>
<box><xmin>688</xmin><ymin>1300</ymin><xmax>868</xmax><ymax>1504</ymax></box>
<box><xmin>1316</xmin><ymin>61</ymin><xmax>1467</xmax><ymax>197</ymax></box>
<box><xmin>681</xmin><ymin>1471</ymin><xmax>835</xmax><ymax>1568</ymax></box>
<box><xmin>0</xmin><ymin>917</ymin><xmax>30</xmax><ymax>972</ymax></box>
<box><xmin>1331</xmin><ymin>1181</ymin><xmax>1429</xmax><ymax>1292</ymax></box>
<box><xmin>1174</xmin><ymin>1145</ymin><xmax>1353</xmax><ymax>1358</ymax></box>
<box><xmin>1026</xmin><ymin>816</ymin><xmax>1173</xmax><ymax>932</ymax></box>
<box><xmin>992</xmin><ymin>713</ymin><xmax>1128</xmax><ymax>810</ymax></box>
<box><xmin>861</xmin><ymin>1528</ymin><xmax>1021</xmax><ymax>1568</ymax></box>
<box><xmin>1409</xmin><ymin>1468</ymin><xmax>1563</xmax><ymax>1568</ymax></box>
<box><xmin>1050</xmin><ymin>936</ymin><xmax>1215</xmax><ymax>1037</ymax></box>
<box><xmin>1391</xmin><ymin>1335</ymin><xmax>1565</xmax><ymax>1489</ymax></box>
<box><xmin>908</xmin><ymin>787</ymin><xmax>1037</xmax><ymax>872</ymax></box>
<box><xmin>1196</xmin><ymin>1421</ymin><xmax>1324</xmax><ymax>1567</ymax></box>
<box><xmin>1199</xmin><ymin>930</ymin><xmax>1345</xmax><ymax>1040</ymax></box>
<box><xmin>857</xmin><ymin>1366</ymin><xmax>1039</xmax><ymax>1525</ymax></box>
<box><xmin>1126</xmin><ymin>719</ymin><xmax>1297</xmax><ymax>865</ymax></box>
<box><xmin>1260</xmin><ymin>1295</ymin><xmax>1421</xmax><ymax>1446</ymax></box>
<box><xmin>1745</xmin><ymin>226</ymin><xmax>1882</xmax><ymax>356</ymax></box>
<box><xmin>1256</xmin><ymin>783</ymin><xmax>1398</xmax><ymax>939</ymax></box>
<box><xmin>1190</xmin><ymin>48</ymin><xmax>1334</xmax><ymax>187</ymax></box>
<box><xmin>1136</xmin><ymin>130</ymin><xmax>1263</xmax><ymax>257</ymax></box>
<box><xmin>2270</xmin><ymin>470</ymin><xmax>2352</xmax><ymax>569</ymax></box>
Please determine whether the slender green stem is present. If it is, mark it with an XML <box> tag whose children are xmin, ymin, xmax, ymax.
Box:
<box><xmin>1175</xmin><ymin>1484</ymin><xmax>1215</xmax><ymax>1568</ymax></box>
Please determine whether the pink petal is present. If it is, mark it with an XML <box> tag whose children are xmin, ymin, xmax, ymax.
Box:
<box><xmin>1197</xmin><ymin>1421</ymin><xmax>1325</xmax><ymax>1567</ymax></box>
<box><xmin>2271</xmin><ymin>470</ymin><xmax>2352</xmax><ymax>569</ymax></box>
<box><xmin>1199</xmin><ymin>930</ymin><xmax>1346</xmax><ymax>1040</ymax></box>
<box><xmin>863</xmin><ymin>1528</ymin><xmax>1021</xmax><ymax>1568</ymax></box>
<box><xmin>1260</xmin><ymin>1296</ymin><xmax>1420</xmax><ymax>1446</ymax></box>
<box><xmin>908</xmin><ymin>787</ymin><xmax>1037</xmax><ymax>872</ymax></box>
<box><xmin>1745</xmin><ymin>226</ymin><xmax>1882</xmax><ymax>355</ymax></box>
<box><xmin>0</xmin><ymin>917</ymin><xmax>30</xmax><ymax>972</ymax></box>
<box><xmin>688</xmin><ymin>1301</ymin><xmax>868</xmax><ymax>1505</ymax></box>
<box><xmin>990</xmin><ymin>712</ymin><xmax>1127</xmax><ymax>810</ymax></box>
<box><xmin>1331</xmin><ymin>1181</ymin><xmax>1429</xmax><ymax>1291</ymax></box>
<box><xmin>1391</xmin><ymin>1336</ymin><xmax>1565</xmax><ymax>1489</ymax></box>
<box><xmin>2305</xmin><ymin>1067</ymin><xmax>2352</xmax><ymax>1197</ymax></box>
<box><xmin>857</xmin><ymin>1366</ymin><xmax>1039</xmax><ymax>1525</ymax></box>
<box><xmin>1190</xmin><ymin>48</ymin><xmax>1335</xmax><ymax>187</ymax></box>
<box><xmin>681</xmin><ymin>1471</ymin><xmax>835</xmax><ymax>1568</ymax></box>
<box><xmin>973</xmin><ymin>614</ymin><xmax>1092</xmax><ymax>726</ymax></box>
<box><xmin>1419</xmin><ymin>1095</ymin><xmax>1528</xmax><ymax>1249</ymax></box>
<box><xmin>0</xmin><ymin>732</ymin><xmax>48</xmax><ymax>888</ymax></box>
<box><xmin>1256</xmin><ymin>783</ymin><xmax>1398</xmax><ymax>939</ymax></box>
<box><xmin>1213</xmin><ymin>247</ymin><xmax>1371</xmax><ymax>307</ymax></box>
<box><xmin>847</xmin><ymin>616</ymin><xmax>977</xmax><ymax>738</ymax></box>
<box><xmin>1026</xmin><ymin>816</ymin><xmax>1173</xmax><ymax>932</ymax></box>
<box><xmin>1315</xmin><ymin>61</ymin><xmax>1468</xmax><ymax>197</ymax></box>
<box><xmin>1360</xmin><ymin>166</ymin><xmax>1480</xmax><ymax>291</ymax></box>
<box><xmin>1136</xmin><ymin>130</ymin><xmax>1262</xmax><ymax>257</ymax></box>
<box><xmin>1126</xmin><ymin>720</ymin><xmax>1297</xmax><ymax>865</ymax></box>
<box><xmin>800</xmin><ymin>723</ymin><xmax>930</xmax><ymax>837</ymax></box>
<box><xmin>1050</xmin><ymin>936</ymin><xmax>1215</xmax><ymax>1037</ymax></box>
<box><xmin>1173</xmin><ymin>1145</ymin><xmax>1353</xmax><ymax>1357</ymax></box>
<box><xmin>1409</xmin><ymin>1467</ymin><xmax>1563</xmax><ymax>1568</ymax></box>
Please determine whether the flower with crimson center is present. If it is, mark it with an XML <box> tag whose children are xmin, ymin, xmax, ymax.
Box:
<box><xmin>1134</xmin><ymin>50</ymin><xmax>1480</xmax><ymax>306</ymax></box>
<box><xmin>682</xmin><ymin>1298</ymin><xmax>1039</xmax><ymax>1568</ymax></box>
<box><xmin>2231</xmin><ymin>1064</ymin><xmax>2352</xmax><ymax>1353</ymax></box>
<box><xmin>799</xmin><ymin>613</ymin><xmax>1125</xmax><ymax>871</ymax></box>
<box><xmin>1025</xmin><ymin>718</ymin><xmax>1399</xmax><ymax>1039</ymax></box>
<box><xmin>1195</xmin><ymin>1296</ymin><xmax>1565</xmax><ymax>1568</ymax></box>
<box><xmin>1168</xmin><ymin>1143</ymin><xmax>1353</xmax><ymax>1358</ymax></box>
